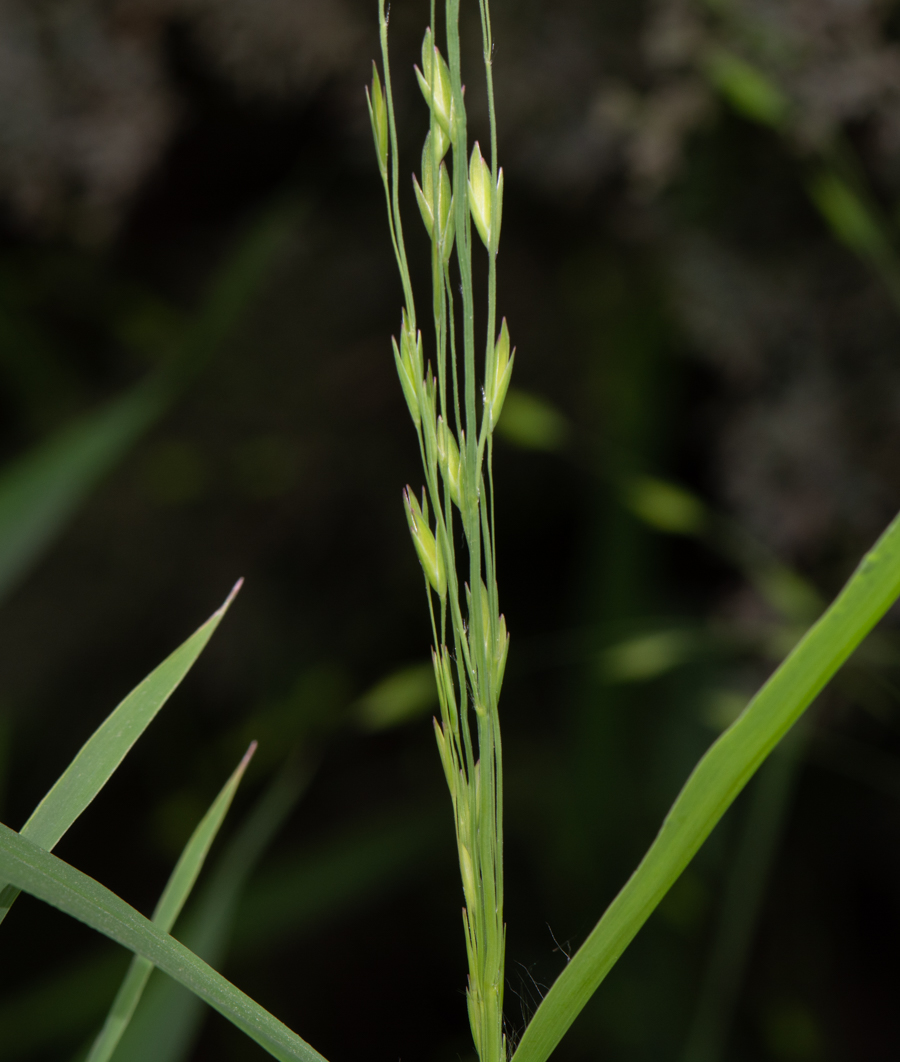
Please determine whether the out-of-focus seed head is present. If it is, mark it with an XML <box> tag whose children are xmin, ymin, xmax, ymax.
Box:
<box><xmin>415</xmin><ymin>27</ymin><xmax>454</xmax><ymax>142</ymax></box>
<box><xmin>404</xmin><ymin>487</ymin><xmax>447</xmax><ymax>598</ymax></box>
<box><xmin>366</xmin><ymin>63</ymin><xmax>389</xmax><ymax>177</ymax></box>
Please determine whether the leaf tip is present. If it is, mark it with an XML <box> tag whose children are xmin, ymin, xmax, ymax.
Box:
<box><xmin>241</xmin><ymin>740</ymin><xmax>258</xmax><ymax>771</ymax></box>
<box><xmin>220</xmin><ymin>578</ymin><xmax>244</xmax><ymax>614</ymax></box>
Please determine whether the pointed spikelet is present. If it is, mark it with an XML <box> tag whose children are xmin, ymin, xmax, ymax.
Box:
<box><xmin>403</xmin><ymin>488</ymin><xmax>447</xmax><ymax>598</ymax></box>
<box><xmin>392</xmin><ymin>310</ymin><xmax>424</xmax><ymax>428</ymax></box>
<box><xmin>485</xmin><ymin>318</ymin><xmax>515</xmax><ymax>430</ymax></box>
<box><xmin>415</xmin><ymin>28</ymin><xmax>454</xmax><ymax>147</ymax></box>
<box><xmin>437</xmin><ymin>416</ymin><xmax>462</xmax><ymax>506</ymax></box>
<box><xmin>494</xmin><ymin>612</ymin><xmax>509</xmax><ymax>690</ymax></box>
<box><xmin>366</xmin><ymin>63</ymin><xmax>389</xmax><ymax>177</ymax></box>
<box><xmin>433</xmin><ymin>718</ymin><xmax>457</xmax><ymax>794</ymax></box>
<box><xmin>468</xmin><ymin>142</ymin><xmax>503</xmax><ymax>250</ymax></box>
<box><xmin>392</xmin><ymin>337</ymin><xmax>420</xmax><ymax>427</ymax></box>
<box><xmin>400</xmin><ymin>310</ymin><xmax>423</xmax><ymax>379</ymax></box>
<box><xmin>413</xmin><ymin>133</ymin><xmax>455</xmax><ymax>258</ymax></box>
<box><xmin>459</xmin><ymin>843</ymin><xmax>478</xmax><ymax>908</ymax></box>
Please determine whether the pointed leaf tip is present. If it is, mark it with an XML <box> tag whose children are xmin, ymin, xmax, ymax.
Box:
<box><xmin>239</xmin><ymin>741</ymin><xmax>258</xmax><ymax>773</ymax></box>
<box><xmin>220</xmin><ymin>578</ymin><xmax>244</xmax><ymax>613</ymax></box>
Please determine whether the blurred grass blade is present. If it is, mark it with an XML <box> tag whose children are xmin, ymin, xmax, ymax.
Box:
<box><xmin>355</xmin><ymin>662</ymin><xmax>438</xmax><ymax>731</ymax></box>
<box><xmin>511</xmin><ymin>509</ymin><xmax>900</xmax><ymax>1062</ymax></box>
<box><xmin>622</xmin><ymin>475</ymin><xmax>708</xmax><ymax>536</ymax></box>
<box><xmin>112</xmin><ymin>760</ymin><xmax>310</xmax><ymax>1062</ymax></box>
<box><xmin>496</xmin><ymin>390</ymin><xmax>570</xmax><ymax>452</ymax></box>
<box><xmin>160</xmin><ymin>201</ymin><xmax>298</xmax><ymax>392</ymax></box>
<box><xmin>0</xmin><ymin>201</ymin><xmax>293</xmax><ymax>611</ymax></box>
<box><xmin>0</xmin><ymin>582</ymin><xmax>242</xmax><ymax>925</ymax></box>
<box><xmin>87</xmin><ymin>743</ymin><xmax>258</xmax><ymax>1062</ymax></box>
<box><xmin>808</xmin><ymin>170</ymin><xmax>892</xmax><ymax>265</ymax></box>
<box><xmin>0</xmin><ymin>380</ymin><xmax>165</xmax><ymax>604</ymax></box>
<box><xmin>0</xmin><ymin>824</ymin><xmax>328</xmax><ymax>1062</ymax></box>
<box><xmin>703</xmin><ymin>48</ymin><xmax>789</xmax><ymax>129</ymax></box>
<box><xmin>231</xmin><ymin>806</ymin><xmax>443</xmax><ymax>955</ymax></box>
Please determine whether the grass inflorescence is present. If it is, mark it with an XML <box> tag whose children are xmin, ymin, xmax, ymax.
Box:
<box><xmin>369</xmin><ymin>3</ymin><xmax>509</xmax><ymax>1060</ymax></box>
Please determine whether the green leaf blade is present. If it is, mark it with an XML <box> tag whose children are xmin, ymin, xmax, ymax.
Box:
<box><xmin>511</xmin><ymin>509</ymin><xmax>900</xmax><ymax>1062</ymax></box>
<box><xmin>86</xmin><ymin>742</ymin><xmax>258</xmax><ymax>1062</ymax></box>
<box><xmin>0</xmin><ymin>582</ymin><xmax>242</xmax><ymax>924</ymax></box>
<box><xmin>0</xmin><ymin>824</ymin><xmax>327</xmax><ymax>1062</ymax></box>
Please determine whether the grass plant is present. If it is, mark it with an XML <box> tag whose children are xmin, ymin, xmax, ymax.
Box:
<box><xmin>4</xmin><ymin>4</ymin><xmax>900</xmax><ymax>1061</ymax></box>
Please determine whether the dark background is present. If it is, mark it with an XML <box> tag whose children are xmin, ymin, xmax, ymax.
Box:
<box><xmin>2</xmin><ymin>1</ymin><xmax>900</xmax><ymax>1060</ymax></box>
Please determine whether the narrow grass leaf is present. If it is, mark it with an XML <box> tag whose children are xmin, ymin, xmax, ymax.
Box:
<box><xmin>86</xmin><ymin>743</ymin><xmax>257</xmax><ymax>1062</ymax></box>
<box><xmin>0</xmin><ymin>824</ymin><xmax>328</xmax><ymax>1062</ymax></box>
<box><xmin>0</xmin><ymin>582</ymin><xmax>241</xmax><ymax>925</ymax></box>
<box><xmin>511</xmin><ymin>509</ymin><xmax>900</xmax><ymax>1062</ymax></box>
<box><xmin>161</xmin><ymin>201</ymin><xmax>299</xmax><ymax>393</ymax></box>
<box><xmin>3</xmin><ymin>803</ymin><xmax>437</xmax><ymax>1061</ymax></box>
<box><xmin>112</xmin><ymin>760</ymin><xmax>309</xmax><ymax>1062</ymax></box>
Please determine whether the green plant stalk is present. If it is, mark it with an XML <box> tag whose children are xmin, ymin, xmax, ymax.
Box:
<box><xmin>511</xmin><ymin>506</ymin><xmax>900</xmax><ymax>1062</ymax></box>
<box><xmin>372</xmin><ymin>4</ymin><xmax>508</xmax><ymax>1061</ymax></box>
